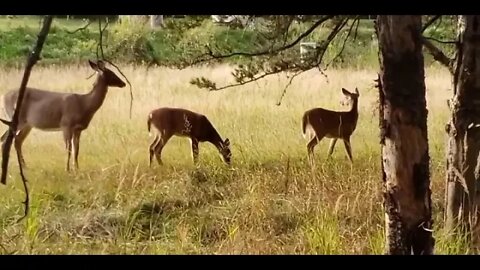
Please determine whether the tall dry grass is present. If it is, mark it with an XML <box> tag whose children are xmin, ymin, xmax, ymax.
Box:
<box><xmin>0</xmin><ymin>63</ymin><xmax>469</xmax><ymax>254</ymax></box>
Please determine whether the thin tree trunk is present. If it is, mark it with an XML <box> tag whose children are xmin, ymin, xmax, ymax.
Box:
<box><xmin>377</xmin><ymin>15</ymin><xmax>434</xmax><ymax>255</ymax></box>
<box><xmin>150</xmin><ymin>15</ymin><xmax>165</xmax><ymax>29</ymax></box>
<box><xmin>445</xmin><ymin>15</ymin><xmax>480</xmax><ymax>232</ymax></box>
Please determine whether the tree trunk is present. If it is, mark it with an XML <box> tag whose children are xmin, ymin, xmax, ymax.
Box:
<box><xmin>150</xmin><ymin>15</ymin><xmax>165</xmax><ymax>29</ymax></box>
<box><xmin>118</xmin><ymin>15</ymin><xmax>149</xmax><ymax>25</ymax></box>
<box><xmin>377</xmin><ymin>15</ymin><xmax>435</xmax><ymax>255</ymax></box>
<box><xmin>445</xmin><ymin>15</ymin><xmax>480</xmax><ymax>232</ymax></box>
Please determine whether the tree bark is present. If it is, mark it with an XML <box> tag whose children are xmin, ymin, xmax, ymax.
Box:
<box><xmin>377</xmin><ymin>15</ymin><xmax>435</xmax><ymax>255</ymax></box>
<box><xmin>150</xmin><ymin>15</ymin><xmax>165</xmax><ymax>29</ymax></box>
<box><xmin>445</xmin><ymin>15</ymin><xmax>480</xmax><ymax>232</ymax></box>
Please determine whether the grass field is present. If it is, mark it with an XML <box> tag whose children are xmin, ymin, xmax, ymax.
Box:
<box><xmin>0</xmin><ymin>63</ymin><xmax>471</xmax><ymax>254</ymax></box>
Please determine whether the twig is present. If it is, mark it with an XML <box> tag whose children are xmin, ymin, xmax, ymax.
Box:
<box><xmin>189</xmin><ymin>15</ymin><xmax>336</xmax><ymax>66</ymax></box>
<box><xmin>422</xmin><ymin>37</ymin><xmax>455</xmax><ymax>74</ymax></box>
<box><xmin>353</xmin><ymin>17</ymin><xmax>360</xmax><ymax>41</ymax></box>
<box><xmin>96</xmin><ymin>18</ymin><xmax>109</xmax><ymax>60</ymax></box>
<box><xmin>208</xmin><ymin>69</ymin><xmax>287</xmax><ymax>91</ymax></box>
<box><xmin>66</xmin><ymin>20</ymin><xmax>91</xmax><ymax>34</ymax></box>
<box><xmin>422</xmin><ymin>15</ymin><xmax>441</xmax><ymax>33</ymax></box>
<box><xmin>94</xmin><ymin>18</ymin><xmax>133</xmax><ymax>119</ymax></box>
<box><xmin>16</xmin><ymin>148</ymin><xmax>29</xmax><ymax>222</ymax></box>
<box><xmin>276</xmin><ymin>70</ymin><xmax>303</xmax><ymax>106</ymax></box>
<box><xmin>314</xmin><ymin>18</ymin><xmax>349</xmax><ymax>67</ymax></box>
<box><xmin>326</xmin><ymin>17</ymin><xmax>359</xmax><ymax>68</ymax></box>
<box><xmin>424</xmin><ymin>36</ymin><xmax>458</xmax><ymax>45</ymax></box>
<box><xmin>102</xmin><ymin>59</ymin><xmax>134</xmax><ymax>119</ymax></box>
<box><xmin>0</xmin><ymin>16</ymin><xmax>53</xmax><ymax>223</ymax></box>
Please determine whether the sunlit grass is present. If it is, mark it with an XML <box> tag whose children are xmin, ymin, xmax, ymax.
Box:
<box><xmin>0</xmin><ymin>63</ymin><xmax>469</xmax><ymax>254</ymax></box>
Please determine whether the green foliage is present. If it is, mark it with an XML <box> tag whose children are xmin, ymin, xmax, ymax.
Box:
<box><xmin>0</xmin><ymin>16</ymin><xmax>458</xmax><ymax>70</ymax></box>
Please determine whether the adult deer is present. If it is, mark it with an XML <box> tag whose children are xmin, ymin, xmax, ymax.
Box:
<box><xmin>0</xmin><ymin>60</ymin><xmax>126</xmax><ymax>171</ymax></box>
<box><xmin>302</xmin><ymin>87</ymin><xmax>360</xmax><ymax>163</ymax></box>
<box><xmin>147</xmin><ymin>107</ymin><xmax>232</xmax><ymax>166</ymax></box>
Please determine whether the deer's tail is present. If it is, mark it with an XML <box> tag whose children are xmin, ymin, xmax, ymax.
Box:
<box><xmin>302</xmin><ymin>113</ymin><xmax>313</xmax><ymax>140</ymax></box>
<box><xmin>147</xmin><ymin>113</ymin><xmax>153</xmax><ymax>136</ymax></box>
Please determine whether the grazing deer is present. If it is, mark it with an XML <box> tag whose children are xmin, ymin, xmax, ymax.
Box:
<box><xmin>0</xmin><ymin>60</ymin><xmax>126</xmax><ymax>171</ymax></box>
<box><xmin>147</xmin><ymin>107</ymin><xmax>232</xmax><ymax>166</ymax></box>
<box><xmin>302</xmin><ymin>87</ymin><xmax>360</xmax><ymax>163</ymax></box>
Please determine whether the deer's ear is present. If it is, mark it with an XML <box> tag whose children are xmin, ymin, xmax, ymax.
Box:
<box><xmin>355</xmin><ymin>87</ymin><xmax>360</xmax><ymax>96</ymax></box>
<box><xmin>97</xmin><ymin>60</ymin><xmax>106</xmax><ymax>71</ymax></box>
<box><xmin>224</xmin><ymin>138</ymin><xmax>230</xmax><ymax>146</ymax></box>
<box><xmin>341</xmin><ymin>88</ymin><xmax>349</xmax><ymax>95</ymax></box>
<box><xmin>89</xmin><ymin>60</ymin><xmax>98</xmax><ymax>71</ymax></box>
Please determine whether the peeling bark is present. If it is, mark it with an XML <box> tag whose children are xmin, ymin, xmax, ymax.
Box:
<box><xmin>377</xmin><ymin>15</ymin><xmax>434</xmax><ymax>255</ymax></box>
<box><xmin>445</xmin><ymin>15</ymin><xmax>480</xmax><ymax>232</ymax></box>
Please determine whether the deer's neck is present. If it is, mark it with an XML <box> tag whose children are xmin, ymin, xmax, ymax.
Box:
<box><xmin>349</xmin><ymin>99</ymin><xmax>359</xmax><ymax>125</ymax></box>
<box><xmin>349</xmin><ymin>99</ymin><xmax>358</xmax><ymax>115</ymax></box>
<box><xmin>85</xmin><ymin>76</ymin><xmax>109</xmax><ymax>113</ymax></box>
<box><xmin>208</xmin><ymin>131</ymin><xmax>224</xmax><ymax>150</ymax></box>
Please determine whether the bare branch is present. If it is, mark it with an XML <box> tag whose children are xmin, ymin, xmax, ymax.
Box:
<box><xmin>93</xmin><ymin>18</ymin><xmax>133</xmax><ymax>119</ymax></box>
<box><xmin>192</xmin><ymin>68</ymin><xmax>285</xmax><ymax>91</ymax></box>
<box><xmin>422</xmin><ymin>37</ymin><xmax>455</xmax><ymax>74</ymax></box>
<box><xmin>16</xmin><ymin>148</ymin><xmax>29</xmax><ymax>222</ymax></box>
<box><xmin>326</xmin><ymin>17</ymin><xmax>359</xmax><ymax>68</ymax></box>
<box><xmin>66</xmin><ymin>20</ymin><xmax>91</xmax><ymax>34</ymax></box>
<box><xmin>96</xmin><ymin>18</ymin><xmax>109</xmax><ymax>60</ymax></box>
<box><xmin>314</xmin><ymin>18</ymin><xmax>349</xmax><ymax>67</ymax></box>
<box><xmin>102</xmin><ymin>59</ymin><xmax>134</xmax><ymax>119</ymax></box>
<box><xmin>0</xmin><ymin>15</ymin><xmax>52</xmax><ymax>222</ymax></box>
<box><xmin>1</xmin><ymin>15</ymin><xmax>53</xmax><ymax>185</ymax></box>
<box><xmin>424</xmin><ymin>36</ymin><xmax>458</xmax><ymax>44</ymax></box>
<box><xmin>189</xmin><ymin>15</ymin><xmax>336</xmax><ymax>66</ymax></box>
<box><xmin>276</xmin><ymin>71</ymin><xmax>303</xmax><ymax>106</ymax></box>
<box><xmin>422</xmin><ymin>15</ymin><xmax>441</xmax><ymax>33</ymax></box>
<box><xmin>353</xmin><ymin>17</ymin><xmax>360</xmax><ymax>41</ymax></box>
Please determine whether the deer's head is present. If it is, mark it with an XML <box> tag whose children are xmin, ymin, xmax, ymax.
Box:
<box><xmin>340</xmin><ymin>87</ymin><xmax>360</xmax><ymax>107</ymax></box>
<box><xmin>219</xmin><ymin>138</ymin><xmax>232</xmax><ymax>165</ymax></box>
<box><xmin>89</xmin><ymin>60</ymin><xmax>126</xmax><ymax>88</ymax></box>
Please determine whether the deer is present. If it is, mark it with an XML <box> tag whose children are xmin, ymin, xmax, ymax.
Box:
<box><xmin>302</xmin><ymin>87</ymin><xmax>360</xmax><ymax>164</ymax></box>
<box><xmin>0</xmin><ymin>60</ymin><xmax>126</xmax><ymax>171</ymax></box>
<box><xmin>147</xmin><ymin>107</ymin><xmax>232</xmax><ymax>166</ymax></box>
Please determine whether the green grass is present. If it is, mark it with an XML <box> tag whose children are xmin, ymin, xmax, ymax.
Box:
<box><xmin>0</xmin><ymin>63</ymin><xmax>474</xmax><ymax>254</ymax></box>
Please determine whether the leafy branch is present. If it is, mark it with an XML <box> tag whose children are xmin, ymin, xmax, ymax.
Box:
<box><xmin>190</xmin><ymin>17</ymin><xmax>350</xmax><ymax>106</ymax></box>
<box><xmin>188</xmin><ymin>15</ymin><xmax>336</xmax><ymax>66</ymax></box>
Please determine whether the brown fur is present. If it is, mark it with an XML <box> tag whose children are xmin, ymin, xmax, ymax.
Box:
<box><xmin>302</xmin><ymin>87</ymin><xmax>360</xmax><ymax>163</ymax></box>
<box><xmin>0</xmin><ymin>60</ymin><xmax>126</xmax><ymax>171</ymax></box>
<box><xmin>147</xmin><ymin>107</ymin><xmax>231</xmax><ymax>166</ymax></box>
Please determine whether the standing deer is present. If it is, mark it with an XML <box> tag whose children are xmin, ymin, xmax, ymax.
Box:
<box><xmin>147</xmin><ymin>107</ymin><xmax>232</xmax><ymax>166</ymax></box>
<box><xmin>302</xmin><ymin>87</ymin><xmax>360</xmax><ymax>163</ymax></box>
<box><xmin>0</xmin><ymin>60</ymin><xmax>126</xmax><ymax>171</ymax></box>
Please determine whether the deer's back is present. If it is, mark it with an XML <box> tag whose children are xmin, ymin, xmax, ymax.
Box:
<box><xmin>150</xmin><ymin>107</ymin><xmax>217</xmax><ymax>142</ymax></box>
<box><xmin>304</xmin><ymin>107</ymin><xmax>357</xmax><ymax>138</ymax></box>
<box><xmin>2</xmin><ymin>87</ymin><xmax>72</xmax><ymax>129</ymax></box>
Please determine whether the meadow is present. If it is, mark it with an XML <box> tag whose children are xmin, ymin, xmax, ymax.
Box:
<box><xmin>0</xmin><ymin>63</ymin><xmax>467</xmax><ymax>254</ymax></box>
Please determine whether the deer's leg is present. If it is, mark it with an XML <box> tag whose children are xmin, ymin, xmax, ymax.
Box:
<box><xmin>63</xmin><ymin>128</ymin><xmax>73</xmax><ymax>171</ymax></box>
<box><xmin>14</xmin><ymin>126</ymin><xmax>32</xmax><ymax>168</ymax></box>
<box><xmin>149</xmin><ymin>135</ymin><xmax>160</xmax><ymax>167</ymax></box>
<box><xmin>72</xmin><ymin>130</ymin><xmax>82</xmax><ymax>170</ymax></box>
<box><xmin>190</xmin><ymin>138</ymin><xmax>199</xmax><ymax>164</ymax></box>
<box><xmin>307</xmin><ymin>137</ymin><xmax>318</xmax><ymax>159</ymax></box>
<box><xmin>327</xmin><ymin>138</ymin><xmax>338</xmax><ymax>158</ymax></box>
<box><xmin>307</xmin><ymin>133</ymin><xmax>324</xmax><ymax>166</ymax></box>
<box><xmin>154</xmin><ymin>132</ymin><xmax>172</xmax><ymax>165</ymax></box>
<box><xmin>343</xmin><ymin>138</ymin><xmax>353</xmax><ymax>163</ymax></box>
